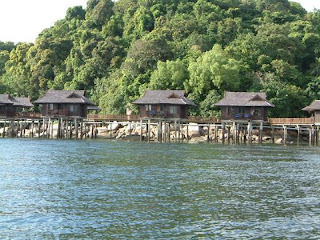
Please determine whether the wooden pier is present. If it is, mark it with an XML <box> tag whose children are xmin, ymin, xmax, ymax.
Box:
<box><xmin>0</xmin><ymin>114</ymin><xmax>319</xmax><ymax>146</ymax></box>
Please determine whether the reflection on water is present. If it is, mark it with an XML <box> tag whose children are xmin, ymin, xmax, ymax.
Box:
<box><xmin>0</xmin><ymin>139</ymin><xmax>319</xmax><ymax>239</ymax></box>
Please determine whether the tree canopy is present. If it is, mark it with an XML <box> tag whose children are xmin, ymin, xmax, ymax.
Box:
<box><xmin>0</xmin><ymin>0</ymin><xmax>320</xmax><ymax>117</ymax></box>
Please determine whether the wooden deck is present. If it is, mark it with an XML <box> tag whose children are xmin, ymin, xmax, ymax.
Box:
<box><xmin>268</xmin><ymin>117</ymin><xmax>314</xmax><ymax>125</ymax></box>
<box><xmin>87</xmin><ymin>114</ymin><xmax>220</xmax><ymax>123</ymax></box>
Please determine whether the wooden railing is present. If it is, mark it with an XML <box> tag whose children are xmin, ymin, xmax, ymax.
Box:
<box><xmin>87</xmin><ymin>114</ymin><xmax>140</xmax><ymax>121</ymax></box>
<box><xmin>268</xmin><ymin>117</ymin><xmax>314</xmax><ymax>125</ymax></box>
<box><xmin>16</xmin><ymin>112</ymin><xmax>42</xmax><ymax>118</ymax></box>
<box><xmin>87</xmin><ymin>114</ymin><xmax>220</xmax><ymax>123</ymax></box>
<box><xmin>188</xmin><ymin>116</ymin><xmax>220</xmax><ymax>123</ymax></box>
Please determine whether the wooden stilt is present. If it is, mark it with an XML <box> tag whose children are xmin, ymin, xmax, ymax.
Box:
<box><xmin>297</xmin><ymin>125</ymin><xmax>300</xmax><ymax>145</ymax></box>
<box><xmin>309</xmin><ymin>128</ymin><xmax>312</xmax><ymax>146</ymax></box>
<box><xmin>80</xmin><ymin>120</ymin><xmax>83</xmax><ymax>139</ymax></box>
<box><xmin>283</xmin><ymin>126</ymin><xmax>287</xmax><ymax>145</ymax></box>
<box><xmin>259</xmin><ymin>122</ymin><xmax>263</xmax><ymax>144</ymax></box>
<box><xmin>214</xmin><ymin>125</ymin><xmax>218</xmax><ymax>142</ymax></box>
<box><xmin>3</xmin><ymin>120</ymin><xmax>6</xmax><ymax>138</ymax></box>
<box><xmin>222</xmin><ymin>122</ymin><xmax>225</xmax><ymax>144</ymax></box>
<box><xmin>174</xmin><ymin>120</ymin><xmax>177</xmax><ymax>142</ymax></box>
<box><xmin>248</xmin><ymin>121</ymin><xmax>252</xmax><ymax>144</ymax></box>
<box><xmin>38</xmin><ymin>120</ymin><xmax>41</xmax><ymax>138</ymax></box>
<box><xmin>168</xmin><ymin>122</ymin><xmax>171</xmax><ymax>143</ymax></box>
<box><xmin>178</xmin><ymin>121</ymin><xmax>181</xmax><ymax>142</ymax></box>
<box><xmin>138</xmin><ymin>120</ymin><xmax>142</xmax><ymax>141</ymax></box>
<box><xmin>75</xmin><ymin>118</ymin><xmax>78</xmax><ymax>140</ymax></box>
<box><xmin>227</xmin><ymin>125</ymin><xmax>231</xmax><ymax>144</ymax></box>
<box><xmin>186</xmin><ymin>124</ymin><xmax>189</xmax><ymax>142</ymax></box>
<box><xmin>232</xmin><ymin>121</ymin><xmax>236</xmax><ymax>144</ymax></box>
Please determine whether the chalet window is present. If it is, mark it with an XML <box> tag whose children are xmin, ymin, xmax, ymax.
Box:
<box><xmin>49</xmin><ymin>104</ymin><xmax>54</xmax><ymax>110</ymax></box>
<box><xmin>70</xmin><ymin>105</ymin><xmax>74</xmax><ymax>113</ymax></box>
<box><xmin>145</xmin><ymin>105</ymin><xmax>152</xmax><ymax>111</ymax></box>
<box><xmin>169</xmin><ymin>105</ymin><xmax>178</xmax><ymax>114</ymax></box>
<box><xmin>252</xmin><ymin>108</ymin><xmax>261</xmax><ymax>116</ymax></box>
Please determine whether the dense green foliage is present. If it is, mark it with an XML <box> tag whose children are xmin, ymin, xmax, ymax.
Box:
<box><xmin>1</xmin><ymin>0</ymin><xmax>320</xmax><ymax>117</ymax></box>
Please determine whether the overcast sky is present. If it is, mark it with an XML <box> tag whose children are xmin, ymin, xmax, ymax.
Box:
<box><xmin>0</xmin><ymin>0</ymin><xmax>319</xmax><ymax>43</ymax></box>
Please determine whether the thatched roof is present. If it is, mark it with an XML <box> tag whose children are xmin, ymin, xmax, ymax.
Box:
<box><xmin>13</xmin><ymin>97</ymin><xmax>34</xmax><ymax>108</ymax></box>
<box><xmin>132</xmin><ymin>90</ymin><xmax>196</xmax><ymax>106</ymax></box>
<box><xmin>214</xmin><ymin>92</ymin><xmax>275</xmax><ymax>107</ymax></box>
<box><xmin>302</xmin><ymin>100</ymin><xmax>320</xmax><ymax>112</ymax></box>
<box><xmin>0</xmin><ymin>94</ymin><xmax>33</xmax><ymax>108</ymax></box>
<box><xmin>0</xmin><ymin>94</ymin><xmax>14</xmax><ymax>105</ymax></box>
<box><xmin>34</xmin><ymin>90</ymin><xmax>96</xmax><ymax>106</ymax></box>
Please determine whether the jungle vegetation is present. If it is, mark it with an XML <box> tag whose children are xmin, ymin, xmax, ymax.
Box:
<box><xmin>1</xmin><ymin>0</ymin><xmax>320</xmax><ymax>117</ymax></box>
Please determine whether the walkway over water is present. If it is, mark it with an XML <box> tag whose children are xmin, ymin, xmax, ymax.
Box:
<box><xmin>0</xmin><ymin>114</ymin><xmax>319</xmax><ymax>146</ymax></box>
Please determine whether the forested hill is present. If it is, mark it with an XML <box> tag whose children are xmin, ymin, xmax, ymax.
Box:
<box><xmin>1</xmin><ymin>0</ymin><xmax>320</xmax><ymax>117</ymax></box>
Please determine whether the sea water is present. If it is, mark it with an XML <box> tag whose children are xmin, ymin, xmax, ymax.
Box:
<box><xmin>0</xmin><ymin>139</ymin><xmax>319</xmax><ymax>239</ymax></box>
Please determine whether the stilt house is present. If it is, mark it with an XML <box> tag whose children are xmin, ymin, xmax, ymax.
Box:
<box><xmin>302</xmin><ymin>100</ymin><xmax>320</xmax><ymax>123</ymax></box>
<box><xmin>214</xmin><ymin>92</ymin><xmax>275</xmax><ymax>121</ymax></box>
<box><xmin>0</xmin><ymin>94</ymin><xmax>33</xmax><ymax>117</ymax></box>
<box><xmin>133</xmin><ymin>90</ymin><xmax>195</xmax><ymax>119</ymax></box>
<box><xmin>34</xmin><ymin>90</ymin><xmax>96</xmax><ymax>118</ymax></box>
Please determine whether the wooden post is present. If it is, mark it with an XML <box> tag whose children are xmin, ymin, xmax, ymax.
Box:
<box><xmin>214</xmin><ymin>125</ymin><xmax>218</xmax><ymax>142</ymax></box>
<box><xmin>207</xmin><ymin>124</ymin><xmax>210</xmax><ymax>143</ymax></box>
<box><xmin>75</xmin><ymin>118</ymin><xmax>78</xmax><ymax>140</ymax></box>
<box><xmin>297</xmin><ymin>125</ymin><xmax>300</xmax><ymax>145</ymax></box>
<box><xmin>283</xmin><ymin>126</ymin><xmax>287</xmax><ymax>145</ymax></box>
<box><xmin>157</xmin><ymin>121</ymin><xmax>161</xmax><ymax>143</ymax></box>
<box><xmin>222</xmin><ymin>122</ymin><xmax>225</xmax><ymax>144</ymax></box>
<box><xmin>178</xmin><ymin>121</ymin><xmax>181</xmax><ymax>142</ymax></box>
<box><xmin>19</xmin><ymin>121</ymin><xmax>23</xmax><ymax>138</ymax></box>
<box><xmin>248</xmin><ymin>121</ymin><xmax>252</xmax><ymax>144</ymax></box>
<box><xmin>168</xmin><ymin>122</ymin><xmax>171</xmax><ymax>143</ymax></box>
<box><xmin>3</xmin><ymin>120</ymin><xmax>6</xmax><ymax>138</ymax></box>
<box><xmin>174</xmin><ymin>120</ymin><xmax>177</xmax><ymax>142</ymax></box>
<box><xmin>309</xmin><ymin>128</ymin><xmax>312</xmax><ymax>146</ymax></box>
<box><xmin>186</xmin><ymin>124</ymin><xmax>189</xmax><ymax>142</ymax></box>
<box><xmin>80</xmin><ymin>120</ymin><xmax>83</xmax><ymax>139</ymax></box>
<box><xmin>50</xmin><ymin>119</ymin><xmax>54</xmax><ymax>139</ymax></box>
<box><xmin>317</xmin><ymin>126</ymin><xmax>320</xmax><ymax>146</ymax></box>
<box><xmin>10</xmin><ymin>120</ymin><xmax>14</xmax><ymax>138</ymax></box>
<box><xmin>227</xmin><ymin>125</ymin><xmax>231</xmax><ymax>144</ymax></box>
<box><xmin>147</xmin><ymin>119</ymin><xmax>151</xmax><ymax>142</ymax></box>
<box><xmin>259</xmin><ymin>122</ymin><xmax>263</xmax><ymax>144</ymax></box>
<box><xmin>57</xmin><ymin>118</ymin><xmax>61</xmax><ymax>139</ymax></box>
<box><xmin>31</xmin><ymin>120</ymin><xmax>34</xmax><ymax>138</ymax></box>
<box><xmin>38</xmin><ymin>120</ymin><xmax>41</xmax><ymax>138</ymax></box>
<box><xmin>236</xmin><ymin>123</ymin><xmax>240</xmax><ymax>144</ymax></box>
<box><xmin>232</xmin><ymin>121</ymin><xmax>236</xmax><ymax>144</ymax></box>
<box><xmin>90</xmin><ymin>123</ymin><xmax>94</xmax><ymax>139</ymax></box>
<box><xmin>140</xmin><ymin>119</ymin><xmax>143</xmax><ymax>142</ymax></box>
<box><xmin>163</xmin><ymin>122</ymin><xmax>166</xmax><ymax>142</ymax></box>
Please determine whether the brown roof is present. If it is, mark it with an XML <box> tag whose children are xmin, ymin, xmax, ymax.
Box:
<box><xmin>0</xmin><ymin>94</ymin><xmax>14</xmax><ymax>105</ymax></box>
<box><xmin>215</xmin><ymin>92</ymin><xmax>275</xmax><ymax>107</ymax></box>
<box><xmin>0</xmin><ymin>94</ymin><xmax>33</xmax><ymax>107</ymax></box>
<box><xmin>13</xmin><ymin>97</ymin><xmax>34</xmax><ymax>108</ymax></box>
<box><xmin>34</xmin><ymin>90</ymin><xmax>96</xmax><ymax>106</ymax></box>
<box><xmin>132</xmin><ymin>90</ymin><xmax>196</xmax><ymax>106</ymax></box>
<box><xmin>302</xmin><ymin>100</ymin><xmax>320</xmax><ymax>112</ymax></box>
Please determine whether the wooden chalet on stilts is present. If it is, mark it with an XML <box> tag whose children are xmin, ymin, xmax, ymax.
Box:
<box><xmin>0</xmin><ymin>94</ymin><xmax>33</xmax><ymax>118</ymax></box>
<box><xmin>214</xmin><ymin>92</ymin><xmax>275</xmax><ymax>121</ymax></box>
<box><xmin>34</xmin><ymin>90</ymin><xmax>96</xmax><ymax>118</ymax></box>
<box><xmin>132</xmin><ymin>90</ymin><xmax>195</xmax><ymax>119</ymax></box>
<box><xmin>302</xmin><ymin>100</ymin><xmax>320</xmax><ymax>124</ymax></box>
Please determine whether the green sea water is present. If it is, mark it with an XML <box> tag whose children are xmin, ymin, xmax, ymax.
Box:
<box><xmin>0</xmin><ymin>139</ymin><xmax>319</xmax><ymax>239</ymax></box>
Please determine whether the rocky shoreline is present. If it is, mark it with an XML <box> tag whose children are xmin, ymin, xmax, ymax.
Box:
<box><xmin>0</xmin><ymin>121</ymin><xmax>311</xmax><ymax>144</ymax></box>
